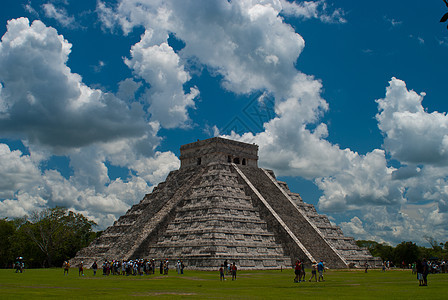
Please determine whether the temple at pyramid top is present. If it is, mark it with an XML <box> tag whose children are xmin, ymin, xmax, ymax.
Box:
<box><xmin>180</xmin><ymin>137</ymin><xmax>259</xmax><ymax>168</ymax></box>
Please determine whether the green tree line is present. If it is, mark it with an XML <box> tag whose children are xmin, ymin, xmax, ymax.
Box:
<box><xmin>0</xmin><ymin>207</ymin><xmax>99</xmax><ymax>268</ymax></box>
<box><xmin>357</xmin><ymin>239</ymin><xmax>448</xmax><ymax>266</ymax></box>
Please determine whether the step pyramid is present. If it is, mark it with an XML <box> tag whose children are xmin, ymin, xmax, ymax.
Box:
<box><xmin>72</xmin><ymin>137</ymin><xmax>381</xmax><ymax>269</ymax></box>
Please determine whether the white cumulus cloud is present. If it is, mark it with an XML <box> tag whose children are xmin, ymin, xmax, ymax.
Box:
<box><xmin>125</xmin><ymin>29</ymin><xmax>198</xmax><ymax>128</ymax></box>
<box><xmin>0</xmin><ymin>18</ymin><xmax>180</xmax><ymax>228</ymax></box>
<box><xmin>42</xmin><ymin>3</ymin><xmax>77</xmax><ymax>28</ymax></box>
<box><xmin>377</xmin><ymin>77</ymin><xmax>448</xmax><ymax>165</ymax></box>
<box><xmin>0</xmin><ymin>18</ymin><xmax>149</xmax><ymax>151</ymax></box>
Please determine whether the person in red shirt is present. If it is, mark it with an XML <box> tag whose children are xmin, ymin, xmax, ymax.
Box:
<box><xmin>231</xmin><ymin>263</ymin><xmax>237</xmax><ymax>281</ymax></box>
<box><xmin>294</xmin><ymin>260</ymin><xmax>301</xmax><ymax>283</ymax></box>
<box><xmin>219</xmin><ymin>264</ymin><xmax>225</xmax><ymax>281</ymax></box>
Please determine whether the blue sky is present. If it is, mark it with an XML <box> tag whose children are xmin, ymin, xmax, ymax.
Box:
<box><xmin>0</xmin><ymin>0</ymin><xmax>447</xmax><ymax>246</ymax></box>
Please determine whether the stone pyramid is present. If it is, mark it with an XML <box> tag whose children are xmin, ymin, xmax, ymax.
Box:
<box><xmin>72</xmin><ymin>137</ymin><xmax>380</xmax><ymax>269</ymax></box>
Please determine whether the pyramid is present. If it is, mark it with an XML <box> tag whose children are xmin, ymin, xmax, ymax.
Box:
<box><xmin>72</xmin><ymin>137</ymin><xmax>381</xmax><ymax>269</ymax></box>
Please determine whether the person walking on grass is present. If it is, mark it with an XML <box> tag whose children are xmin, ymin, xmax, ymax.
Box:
<box><xmin>63</xmin><ymin>261</ymin><xmax>70</xmax><ymax>276</ymax></box>
<box><xmin>317</xmin><ymin>260</ymin><xmax>325</xmax><ymax>282</ymax></box>
<box><xmin>309</xmin><ymin>261</ymin><xmax>317</xmax><ymax>282</ymax></box>
<box><xmin>293</xmin><ymin>260</ymin><xmax>300</xmax><ymax>283</ymax></box>
<box><xmin>231</xmin><ymin>262</ymin><xmax>237</xmax><ymax>281</ymax></box>
<box><xmin>181</xmin><ymin>260</ymin><xmax>185</xmax><ymax>275</ymax></box>
<box><xmin>219</xmin><ymin>264</ymin><xmax>225</xmax><ymax>281</ymax></box>
<box><xmin>422</xmin><ymin>258</ymin><xmax>429</xmax><ymax>286</ymax></box>
<box><xmin>416</xmin><ymin>259</ymin><xmax>424</xmax><ymax>286</ymax></box>
<box><xmin>78</xmin><ymin>261</ymin><xmax>84</xmax><ymax>276</ymax></box>
<box><xmin>299</xmin><ymin>260</ymin><xmax>306</xmax><ymax>282</ymax></box>
<box><xmin>91</xmin><ymin>261</ymin><xmax>98</xmax><ymax>276</ymax></box>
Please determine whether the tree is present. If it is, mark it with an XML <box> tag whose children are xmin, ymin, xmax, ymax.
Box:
<box><xmin>373</xmin><ymin>243</ymin><xmax>394</xmax><ymax>262</ymax></box>
<box><xmin>0</xmin><ymin>219</ymin><xmax>15</xmax><ymax>268</ymax></box>
<box><xmin>393</xmin><ymin>241</ymin><xmax>419</xmax><ymax>266</ymax></box>
<box><xmin>10</xmin><ymin>221</ymin><xmax>45</xmax><ymax>268</ymax></box>
<box><xmin>356</xmin><ymin>240</ymin><xmax>394</xmax><ymax>262</ymax></box>
<box><xmin>356</xmin><ymin>240</ymin><xmax>379</xmax><ymax>252</ymax></box>
<box><xmin>23</xmin><ymin>207</ymin><xmax>96</xmax><ymax>267</ymax></box>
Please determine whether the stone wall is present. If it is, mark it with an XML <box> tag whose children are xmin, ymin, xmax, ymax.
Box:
<box><xmin>180</xmin><ymin>137</ymin><xmax>258</xmax><ymax>168</ymax></box>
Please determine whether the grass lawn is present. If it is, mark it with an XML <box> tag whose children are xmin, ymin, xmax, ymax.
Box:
<box><xmin>1</xmin><ymin>268</ymin><xmax>447</xmax><ymax>299</ymax></box>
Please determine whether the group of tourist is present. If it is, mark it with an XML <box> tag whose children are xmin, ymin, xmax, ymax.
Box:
<box><xmin>413</xmin><ymin>259</ymin><xmax>447</xmax><ymax>274</ymax></box>
<box><xmin>294</xmin><ymin>259</ymin><xmax>325</xmax><ymax>283</ymax></box>
<box><xmin>219</xmin><ymin>260</ymin><xmax>238</xmax><ymax>281</ymax></box>
<box><xmin>69</xmin><ymin>259</ymin><xmax>186</xmax><ymax>277</ymax></box>
<box><xmin>60</xmin><ymin>257</ymin><xmax>445</xmax><ymax>287</ymax></box>
<box><xmin>414</xmin><ymin>258</ymin><xmax>448</xmax><ymax>286</ymax></box>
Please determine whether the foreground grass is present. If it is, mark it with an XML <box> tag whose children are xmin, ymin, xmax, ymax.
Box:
<box><xmin>1</xmin><ymin>268</ymin><xmax>447</xmax><ymax>299</ymax></box>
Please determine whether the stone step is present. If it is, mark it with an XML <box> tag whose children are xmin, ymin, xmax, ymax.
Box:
<box><xmin>235</xmin><ymin>165</ymin><xmax>348</xmax><ymax>268</ymax></box>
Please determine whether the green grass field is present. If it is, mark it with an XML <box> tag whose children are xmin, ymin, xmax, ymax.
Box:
<box><xmin>1</xmin><ymin>268</ymin><xmax>447</xmax><ymax>299</ymax></box>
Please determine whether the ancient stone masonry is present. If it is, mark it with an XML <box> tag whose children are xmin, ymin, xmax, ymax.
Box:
<box><xmin>72</xmin><ymin>137</ymin><xmax>381</xmax><ymax>269</ymax></box>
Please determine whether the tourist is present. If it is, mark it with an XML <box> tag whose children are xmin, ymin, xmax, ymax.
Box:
<box><xmin>231</xmin><ymin>262</ymin><xmax>237</xmax><ymax>281</ymax></box>
<box><xmin>133</xmin><ymin>260</ymin><xmax>136</xmax><ymax>275</ymax></box>
<box><xmin>116</xmin><ymin>261</ymin><xmax>121</xmax><ymax>275</ymax></box>
<box><xmin>63</xmin><ymin>261</ymin><xmax>70</xmax><ymax>275</ymax></box>
<box><xmin>145</xmin><ymin>260</ymin><xmax>151</xmax><ymax>275</ymax></box>
<box><xmin>364</xmin><ymin>261</ymin><xmax>369</xmax><ymax>273</ymax></box>
<box><xmin>121</xmin><ymin>260</ymin><xmax>126</xmax><ymax>275</ymax></box>
<box><xmin>15</xmin><ymin>260</ymin><xmax>22</xmax><ymax>273</ymax></box>
<box><xmin>78</xmin><ymin>261</ymin><xmax>84</xmax><ymax>276</ymax></box>
<box><xmin>224</xmin><ymin>260</ymin><xmax>228</xmax><ymax>275</ymax></box>
<box><xmin>138</xmin><ymin>260</ymin><xmax>143</xmax><ymax>276</ymax></box>
<box><xmin>299</xmin><ymin>260</ymin><xmax>306</xmax><ymax>282</ymax></box>
<box><xmin>412</xmin><ymin>262</ymin><xmax>416</xmax><ymax>274</ymax></box>
<box><xmin>309</xmin><ymin>261</ymin><xmax>317</xmax><ymax>282</ymax></box>
<box><xmin>317</xmin><ymin>260</ymin><xmax>325</xmax><ymax>282</ymax></box>
<box><xmin>219</xmin><ymin>264</ymin><xmax>225</xmax><ymax>281</ymax></box>
<box><xmin>293</xmin><ymin>260</ymin><xmax>300</xmax><ymax>283</ymax></box>
<box><xmin>160</xmin><ymin>260</ymin><xmax>163</xmax><ymax>274</ymax></box>
<box><xmin>181</xmin><ymin>260</ymin><xmax>185</xmax><ymax>274</ymax></box>
<box><xmin>126</xmin><ymin>261</ymin><xmax>132</xmax><ymax>276</ymax></box>
<box><xmin>91</xmin><ymin>261</ymin><xmax>98</xmax><ymax>276</ymax></box>
<box><xmin>416</xmin><ymin>259</ymin><xmax>424</xmax><ymax>286</ymax></box>
<box><xmin>164</xmin><ymin>260</ymin><xmax>169</xmax><ymax>275</ymax></box>
<box><xmin>422</xmin><ymin>258</ymin><xmax>429</xmax><ymax>286</ymax></box>
<box><xmin>176</xmin><ymin>260</ymin><xmax>181</xmax><ymax>274</ymax></box>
